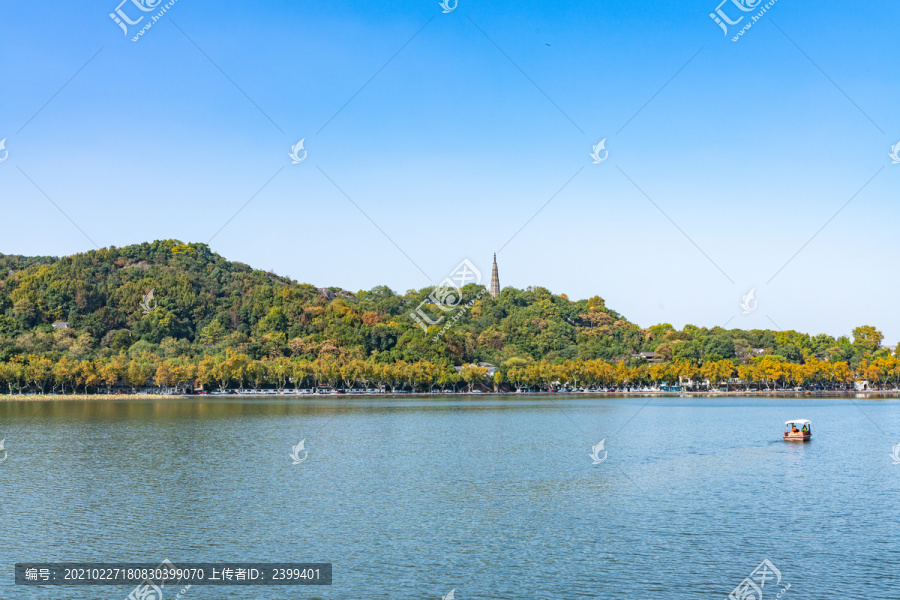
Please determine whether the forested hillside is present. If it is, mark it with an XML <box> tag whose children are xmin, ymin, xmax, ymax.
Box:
<box><xmin>0</xmin><ymin>240</ymin><xmax>895</xmax><ymax>393</ymax></box>
<box><xmin>0</xmin><ymin>240</ymin><xmax>639</xmax><ymax>364</ymax></box>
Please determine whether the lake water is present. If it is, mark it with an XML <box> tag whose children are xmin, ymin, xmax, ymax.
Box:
<box><xmin>1</xmin><ymin>395</ymin><xmax>899</xmax><ymax>599</ymax></box>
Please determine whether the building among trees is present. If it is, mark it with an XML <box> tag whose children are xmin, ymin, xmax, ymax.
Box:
<box><xmin>490</xmin><ymin>253</ymin><xmax>500</xmax><ymax>299</ymax></box>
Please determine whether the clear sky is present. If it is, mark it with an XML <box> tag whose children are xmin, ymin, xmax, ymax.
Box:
<box><xmin>1</xmin><ymin>0</ymin><xmax>898</xmax><ymax>341</ymax></box>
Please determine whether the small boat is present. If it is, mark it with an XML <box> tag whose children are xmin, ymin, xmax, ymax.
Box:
<box><xmin>784</xmin><ymin>419</ymin><xmax>811</xmax><ymax>441</ymax></box>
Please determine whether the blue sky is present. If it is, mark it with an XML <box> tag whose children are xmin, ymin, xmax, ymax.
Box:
<box><xmin>1</xmin><ymin>0</ymin><xmax>898</xmax><ymax>341</ymax></box>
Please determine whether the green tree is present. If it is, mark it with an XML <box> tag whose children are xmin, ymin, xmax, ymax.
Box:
<box><xmin>852</xmin><ymin>325</ymin><xmax>883</xmax><ymax>355</ymax></box>
<box><xmin>199</xmin><ymin>320</ymin><xmax>227</xmax><ymax>346</ymax></box>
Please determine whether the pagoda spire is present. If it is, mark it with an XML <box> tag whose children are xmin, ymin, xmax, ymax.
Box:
<box><xmin>490</xmin><ymin>253</ymin><xmax>500</xmax><ymax>299</ymax></box>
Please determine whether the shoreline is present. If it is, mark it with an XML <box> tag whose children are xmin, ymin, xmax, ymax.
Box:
<box><xmin>1</xmin><ymin>390</ymin><xmax>898</xmax><ymax>402</ymax></box>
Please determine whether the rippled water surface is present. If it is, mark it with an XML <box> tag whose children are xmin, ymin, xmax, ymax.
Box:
<box><xmin>1</xmin><ymin>395</ymin><xmax>899</xmax><ymax>599</ymax></box>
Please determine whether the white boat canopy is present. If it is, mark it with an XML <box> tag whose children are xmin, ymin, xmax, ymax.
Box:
<box><xmin>785</xmin><ymin>419</ymin><xmax>811</xmax><ymax>425</ymax></box>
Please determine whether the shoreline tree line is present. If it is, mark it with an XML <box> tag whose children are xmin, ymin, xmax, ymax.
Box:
<box><xmin>0</xmin><ymin>240</ymin><xmax>895</xmax><ymax>394</ymax></box>
<box><xmin>2</xmin><ymin>353</ymin><xmax>900</xmax><ymax>395</ymax></box>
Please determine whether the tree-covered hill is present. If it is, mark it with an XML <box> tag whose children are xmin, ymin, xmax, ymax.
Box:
<box><xmin>0</xmin><ymin>240</ymin><xmax>635</xmax><ymax>364</ymax></box>
<box><xmin>0</xmin><ymin>240</ymin><xmax>893</xmax><ymax>392</ymax></box>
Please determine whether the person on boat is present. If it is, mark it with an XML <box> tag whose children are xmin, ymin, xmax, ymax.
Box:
<box><xmin>801</xmin><ymin>424</ymin><xmax>809</xmax><ymax>433</ymax></box>
<box><xmin>792</xmin><ymin>426</ymin><xmax>799</xmax><ymax>434</ymax></box>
